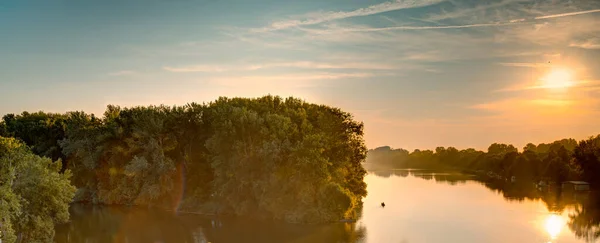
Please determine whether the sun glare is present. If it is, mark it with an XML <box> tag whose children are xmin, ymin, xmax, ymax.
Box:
<box><xmin>544</xmin><ymin>214</ymin><xmax>566</xmax><ymax>240</ymax></box>
<box><xmin>540</xmin><ymin>68</ymin><xmax>574</xmax><ymax>89</ymax></box>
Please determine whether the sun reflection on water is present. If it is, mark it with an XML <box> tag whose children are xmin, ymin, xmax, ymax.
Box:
<box><xmin>544</xmin><ymin>214</ymin><xmax>566</xmax><ymax>241</ymax></box>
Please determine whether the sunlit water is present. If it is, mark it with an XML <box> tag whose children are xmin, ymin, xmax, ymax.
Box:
<box><xmin>55</xmin><ymin>170</ymin><xmax>594</xmax><ymax>243</ymax></box>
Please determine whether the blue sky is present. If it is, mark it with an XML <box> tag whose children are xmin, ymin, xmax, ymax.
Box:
<box><xmin>1</xmin><ymin>0</ymin><xmax>600</xmax><ymax>150</ymax></box>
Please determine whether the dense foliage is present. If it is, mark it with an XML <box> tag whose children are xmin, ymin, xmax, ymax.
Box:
<box><xmin>1</xmin><ymin>96</ymin><xmax>368</xmax><ymax>226</ymax></box>
<box><xmin>365</xmin><ymin>137</ymin><xmax>600</xmax><ymax>186</ymax></box>
<box><xmin>0</xmin><ymin>137</ymin><xmax>76</xmax><ymax>243</ymax></box>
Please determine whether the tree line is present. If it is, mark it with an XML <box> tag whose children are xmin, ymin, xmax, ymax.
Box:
<box><xmin>0</xmin><ymin>96</ymin><xmax>368</xmax><ymax>242</ymax></box>
<box><xmin>365</xmin><ymin>137</ymin><xmax>600</xmax><ymax>187</ymax></box>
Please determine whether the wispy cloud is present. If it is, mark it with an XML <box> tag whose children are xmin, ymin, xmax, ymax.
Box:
<box><xmin>494</xmin><ymin>74</ymin><xmax>600</xmax><ymax>93</ymax></box>
<box><xmin>570</xmin><ymin>38</ymin><xmax>600</xmax><ymax>50</ymax></box>
<box><xmin>204</xmin><ymin>72</ymin><xmax>376</xmax><ymax>100</ymax></box>
<box><xmin>470</xmin><ymin>95</ymin><xmax>600</xmax><ymax>118</ymax></box>
<box><xmin>254</xmin><ymin>0</ymin><xmax>445</xmax><ymax>32</ymax></box>
<box><xmin>163</xmin><ymin>61</ymin><xmax>396</xmax><ymax>73</ymax></box>
<box><xmin>108</xmin><ymin>70</ymin><xmax>137</xmax><ymax>76</ymax></box>
<box><xmin>210</xmin><ymin>72</ymin><xmax>375</xmax><ymax>84</ymax></box>
<box><xmin>427</xmin><ymin>0</ymin><xmax>522</xmax><ymax>21</ymax></box>
<box><xmin>339</xmin><ymin>22</ymin><xmax>516</xmax><ymax>32</ymax></box>
<box><xmin>497</xmin><ymin>62</ymin><xmax>554</xmax><ymax>68</ymax></box>
<box><xmin>209</xmin><ymin>2</ymin><xmax>600</xmax><ymax>81</ymax></box>
<box><xmin>321</xmin><ymin>8</ymin><xmax>600</xmax><ymax>33</ymax></box>
<box><xmin>380</xmin><ymin>15</ymin><xmax>403</xmax><ymax>25</ymax></box>
<box><xmin>471</xmin><ymin>98</ymin><xmax>570</xmax><ymax>111</ymax></box>
<box><xmin>163</xmin><ymin>66</ymin><xmax>227</xmax><ymax>73</ymax></box>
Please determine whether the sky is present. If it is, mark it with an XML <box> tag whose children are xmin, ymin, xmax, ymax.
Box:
<box><xmin>1</xmin><ymin>0</ymin><xmax>600</xmax><ymax>151</ymax></box>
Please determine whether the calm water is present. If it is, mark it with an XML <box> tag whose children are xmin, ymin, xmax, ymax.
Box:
<box><xmin>55</xmin><ymin>170</ymin><xmax>599</xmax><ymax>243</ymax></box>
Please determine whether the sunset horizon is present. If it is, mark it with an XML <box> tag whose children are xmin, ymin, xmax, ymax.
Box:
<box><xmin>2</xmin><ymin>0</ymin><xmax>600</xmax><ymax>151</ymax></box>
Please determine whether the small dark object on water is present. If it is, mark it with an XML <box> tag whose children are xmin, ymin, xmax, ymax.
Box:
<box><xmin>381</xmin><ymin>202</ymin><xmax>385</xmax><ymax>207</ymax></box>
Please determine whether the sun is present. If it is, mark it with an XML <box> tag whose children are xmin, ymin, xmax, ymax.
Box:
<box><xmin>540</xmin><ymin>68</ymin><xmax>574</xmax><ymax>89</ymax></box>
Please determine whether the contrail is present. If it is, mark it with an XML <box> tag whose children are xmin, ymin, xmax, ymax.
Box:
<box><xmin>535</xmin><ymin>9</ymin><xmax>600</xmax><ymax>20</ymax></box>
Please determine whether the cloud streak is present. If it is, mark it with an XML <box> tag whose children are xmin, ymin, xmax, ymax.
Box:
<box><xmin>494</xmin><ymin>77</ymin><xmax>600</xmax><ymax>93</ymax></box>
<box><xmin>254</xmin><ymin>0</ymin><xmax>445</xmax><ymax>32</ymax></box>
<box><xmin>211</xmin><ymin>72</ymin><xmax>374</xmax><ymax>84</ymax></box>
<box><xmin>427</xmin><ymin>0</ymin><xmax>522</xmax><ymax>21</ymax></box>
<box><xmin>108</xmin><ymin>70</ymin><xmax>137</xmax><ymax>76</ymax></box>
<box><xmin>340</xmin><ymin>22</ymin><xmax>516</xmax><ymax>32</ymax></box>
<box><xmin>498</xmin><ymin>62</ymin><xmax>554</xmax><ymax>68</ymax></box>
<box><xmin>163</xmin><ymin>61</ymin><xmax>396</xmax><ymax>73</ymax></box>
<box><xmin>570</xmin><ymin>38</ymin><xmax>600</xmax><ymax>50</ymax></box>
<box><xmin>299</xmin><ymin>8</ymin><xmax>600</xmax><ymax>33</ymax></box>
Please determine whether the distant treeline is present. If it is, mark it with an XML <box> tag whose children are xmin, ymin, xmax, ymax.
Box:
<box><xmin>365</xmin><ymin>137</ymin><xmax>600</xmax><ymax>186</ymax></box>
<box><xmin>0</xmin><ymin>96</ymin><xmax>368</xmax><ymax>242</ymax></box>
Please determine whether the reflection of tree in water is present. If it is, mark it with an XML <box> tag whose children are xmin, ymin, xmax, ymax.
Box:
<box><xmin>55</xmin><ymin>204</ymin><xmax>367</xmax><ymax>243</ymax></box>
<box><xmin>568</xmin><ymin>192</ymin><xmax>600</xmax><ymax>242</ymax></box>
<box><xmin>475</xmin><ymin>178</ymin><xmax>600</xmax><ymax>243</ymax></box>
<box><xmin>196</xmin><ymin>217</ymin><xmax>367</xmax><ymax>243</ymax></box>
<box><xmin>479</xmin><ymin>180</ymin><xmax>542</xmax><ymax>201</ymax></box>
<box><xmin>54</xmin><ymin>204</ymin><xmax>202</xmax><ymax>243</ymax></box>
<box><xmin>394</xmin><ymin>170</ymin><xmax>409</xmax><ymax>178</ymax></box>
<box><xmin>432</xmin><ymin>174</ymin><xmax>470</xmax><ymax>186</ymax></box>
<box><xmin>54</xmin><ymin>205</ymin><xmax>125</xmax><ymax>243</ymax></box>
<box><xmin>284</xmin><ymin>222</ymin><xmax>367</xmax><ymax>243</ymax></box>
<box><xmin>413</xmin><ymin>173</ymin><xmax>433</xmax><ymax>180</ymax></box>
<box><xmin>200</xmin><ymin>206</ymin><xmax>367</xmax><ymax>243</ymax></box>
<box><xmin>372</xmin><ymin>170</ymin><xmax>393</xmax><ymax>178</ymax></box>
<box><xmin>477</xmin><ymin>178</ymin><xmax>583</xmax><ymax>212</ymax></box>
<box><xmin>369</xmin><ymin>169</ymin><xmax>470</xmax><ymax>185</ymax></box>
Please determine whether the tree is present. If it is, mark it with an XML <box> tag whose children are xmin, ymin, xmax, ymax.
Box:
<box><xmin>0</xmin><ymin>121</ymin><xmax>7</xmax><ymax>137</ymax></box>
<box><xmin>2</xmin><ymin>112</ymin><xmax>68</xmax><ymax>171</ymax></box>
<box><xmin>573</xmin><ymin>135</ymin><xmax>600</xmax><ymax>187</ymax></box>
<box><xmin>0</xmin><ymin>137</ymin><xmax>76</xmax><ymax>243</ymax></box>
<box><xmin>204</xmin><ymin>97</ymin><xmax>366</xmax><ymax>223</ymax></box>
<box><xmin>523</xmin><ymin>143</ymin><xmax>537</xmax><ymax>152</ymax></box>
<box><xmin>487</xmin><ymin>143</ymin><xmax>518</xmax><ymax>155</ymax></box>
<box><xmin>53</xmin><ymin>96</ymin><xmax>368</xmax><ymax>223</ymax></box>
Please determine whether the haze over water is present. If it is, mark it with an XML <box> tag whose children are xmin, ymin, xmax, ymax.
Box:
<box><xmin>55</xmin><ymin>170</ymin><xmax>590</xmax><ymax>243</ymax></box>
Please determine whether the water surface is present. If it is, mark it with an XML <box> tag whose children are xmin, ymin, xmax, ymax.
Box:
<box><xmin>55</xmin><ymin>170</ymin><xmax>599</xmax><ymax>243</ymax></box>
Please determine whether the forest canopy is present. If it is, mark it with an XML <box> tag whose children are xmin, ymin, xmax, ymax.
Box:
<box><xmin>0</xmin><ymin>96</ymin><xmax>368</xmax><ymax>232</ymax></box>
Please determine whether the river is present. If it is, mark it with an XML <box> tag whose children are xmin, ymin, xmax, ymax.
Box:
<box><xmin>54</xmin><ymin>169</ymin><xmax>599</xmax><ymax>243</ymax></box>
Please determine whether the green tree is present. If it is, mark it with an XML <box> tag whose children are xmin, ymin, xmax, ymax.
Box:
<box><xmin>0</xmin><ymin>137</ymin><xmax>76</xmax><ymax>243</ymax></box>
<box><xmin>2</xmin><ymin>112</ymin><xmax>67</xmax><ymax>162</ymax></box>
<box><xmin>54</xmin><ymin>96</ymin><xmax>367</xmax><ymax>223</ymax></box>
<box><xmin>204</xmin><ymin>97</ymin><xmax>366</xmax><ymax>223</ymax></box>
<box><xmin>487</xmin><ymin>143</ymin><xmax>518</xmax><ymax>155</ymax></box>
<box><xmin>523</xmin><ymin>143</ymin><xmax>537</xmax><ymax>153</ymax></box>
